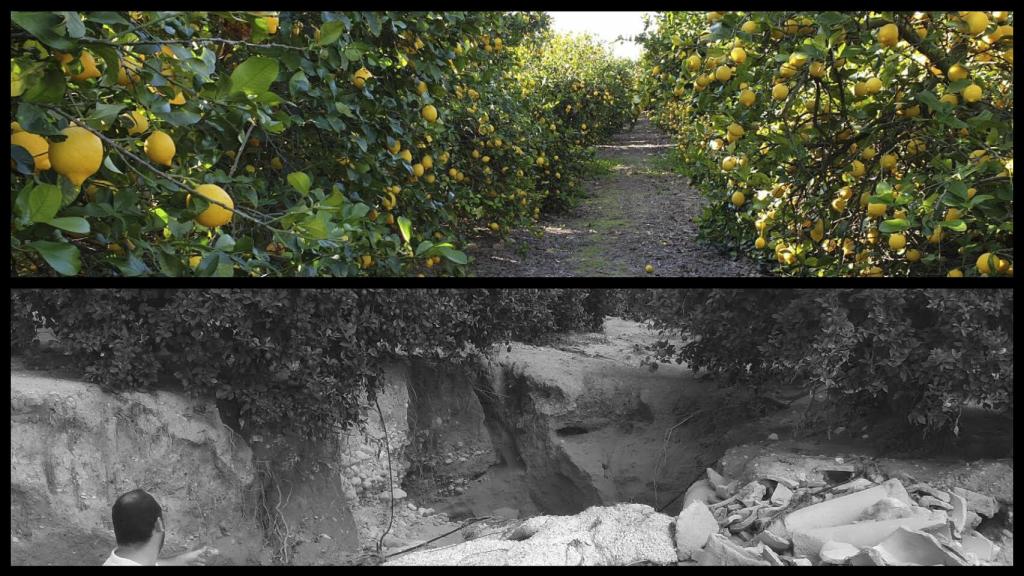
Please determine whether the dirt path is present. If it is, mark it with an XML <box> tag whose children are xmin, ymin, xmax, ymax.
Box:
<box><xmin>468</xmin><ymin>118</ymin><xmax>766</xmax><ymax>277</ymax></box>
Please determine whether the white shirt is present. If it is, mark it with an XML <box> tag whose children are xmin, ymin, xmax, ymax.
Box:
<box><xmin>102</xmin><ymin>550</ymin><xmax>163</xmax><ymax>566</ymax></box>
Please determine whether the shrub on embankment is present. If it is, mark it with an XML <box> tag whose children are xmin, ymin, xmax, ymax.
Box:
<box><xmin>11</xmin><ymin>289</ymin><xmax>617</xmax><ymax>440</ymax></box>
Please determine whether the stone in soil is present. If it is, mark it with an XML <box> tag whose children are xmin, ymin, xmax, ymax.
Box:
<box><xmin>674</xmin><ymin>501</ymin><xmax>719</xmax><ymax>561</ymax></box>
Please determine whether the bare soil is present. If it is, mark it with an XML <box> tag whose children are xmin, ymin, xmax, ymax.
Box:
<box><xmin>468</xmin><ymin>118</ymin><xmax>767</xmax><ymax>277</ymax></box>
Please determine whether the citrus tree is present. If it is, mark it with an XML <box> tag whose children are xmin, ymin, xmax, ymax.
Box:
<box><xmin>11</xmin><ymin>12</ymin><xmax>634</xmax><ymax>276</ymax></box>
<box><xmin>638</xmin><ymin>11</ymin><xmax>1013</xmax><ymax>277</ymax></box>
<box><xmin>629</xmin><ymin>289</ymin><xmax>1013</xmax><ymax>440</ymax></box>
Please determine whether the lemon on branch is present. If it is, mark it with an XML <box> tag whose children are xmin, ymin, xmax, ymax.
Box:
<box><xmin>188</xmin><ymin>184</ymin><xmax>234</xmax><ymax>228</ymax></box>
<box><xmin>48</xmin><ymin>125</ymin><xmax>103</xmax><ymax>187</ymax></box>
<box><xmin>144</xmin><ymin>130</ymin><xmax>175</xmax><ymax>167</ymax></box>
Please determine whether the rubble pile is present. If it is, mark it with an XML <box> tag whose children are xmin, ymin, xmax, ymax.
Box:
<box><xmin>680</xmin><ymin>462</ymin><xmax>1008</xmax><ymax>566</ymax></box>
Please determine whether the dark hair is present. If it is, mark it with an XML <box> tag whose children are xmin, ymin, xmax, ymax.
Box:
<box><xmin>111</xmin><ymin>489</ymin><xmax>163</xmax><ymax>546</ymax></box>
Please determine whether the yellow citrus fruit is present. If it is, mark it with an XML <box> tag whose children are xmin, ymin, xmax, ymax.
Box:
<box><xmin>878</xmin><ymin>23</ymin><xmax>899</xmax><ymax>47</ymax></box>
<box><xmin>851</xmin><ymin>160</ymin><xmax>866</xmax><ymax>177</ymax></box>
<box><xmin>11</xmin><ymin>121</ymin><xmax>23</xmax><ymax>133</ymax></box>
<box><xmin>738</xmin><ymin>89</ymin><xmax>756</xmax><ymax>106</ymax></box>
<box><xmin>265</xmin><ymin>16</ymin><xmax>279</xmax><ymax>35</ymax></box>
<box><xmin>421</xmin><ymin>155</ymin><xmax>433</xmax><ymax>170</ymax></box>
<box><xmin>947</xmin><ymin>63</ymin><xmax>969</xmax><ymax>82</ymax></box>
<box><xmin>188</xmin><ymin>184</ymin><xmax>233</xmax><ymax>228</ymax></box>
<box><xmin>727</xmin><ymin>123</ymin><xmax>745</xmax><ymax>138</ymax></box>
<box><xmin>144</xmin><ymin>130</ymin><xmax>175</xmax><ymax>167</ymax></box>
<box><xmin>976</xmin><ymin>252</ymin><xmax>996</xmax><ymax>274</ymax></box>
<box><xmin>417</xmin><ymin>80</ymin><xmax>428</xmax><ymax>95</ymax></box>
<box><xmin>715</xmin><ymin>65</ymin><xmax>733</xmax><ymax>82</ymax></box>
<box><xmin>906</xmin><ymin>249</ymin><xmax>921</xmax><ymax>262</ymax></box>
<box><xmin>962</xmin><ymin>83</ymin><xmax>983</xmax><ymax>103</ymax></box>
<box><xmin>861</xmin><ymin>146</ymin><xmax>876</xmax><ymax>160</ymax></box>
<box><xmin>730</xmin><ymin>191</ymin><xmax>746</xmax><ymax>207</ymax></box>
<box><xmin>866</xmin><ymin>202</ymin><xmax>887</xmax><ymax>218</ymax></box>
<box><xmin>730</xmin><ymin>47</ymin><xmax>747</xmax><ymax>64</ymax></box>
<box><xmin>772</xmin><ymin>83</ymin><xmax>789</xmax><ymax>100</ymax></box>
<box><xmin>888</xmin><ymin>233</ymin><xmax>906</xmax><ymax>251</ymax></box>
<box><xmin>125</xmin><ymin>110</ymin><xmax>149</xmax><ymax>136</ymax></box>
<box><xmin>880</xmin><ymin>154</ymin><xmax>898</xmax><ymax>171</ymax></box>
<box><xmin>963</xmin><ymin>12</ymin><xmax>989</xmax><ymax>36</ymax></box>
<box><xmin>48</xmin><ymin>125</ymin><xmax>103</xmax><ymax>186</ymax></box>
<box><xmin>947</xmin><ymin>268</ymin><xmax>964</xmax><ymax>278</ymax></box>
<box><xmin>741</xmin><ymin>21</ymin><xmax>759</xmax><ymax>34</ymax></box>
<box><xmin>865</xmin><ymin>77</ymin><xmax>882</xmax><ymax>94</ymax></box>
<box><xmin>755</xmin><ymin>236</ymin><xmax>767</xmax><ymax>249</ymax></box>
<box><xmin>353</xmin><ymin>67</ymin><xmax>372</xmax><ymax>89</ymax></box>
<box><xmin>399</xmin><ymin>149</ymin><xmax>413</xmax><ymax>163</ymax></box>
<box><xmin>68</xmin><ymin>50</ymin><xmax>101</xmax><ymax>82</ymax></box>
<box><xmin>721</xmin><ymin>156</ymin><xmax>737</xmax><ymax>171</ymax></box>
<box><xmin>644</xmin><ymin>264</ymin><xmax>654</xmax><ymax>274</ymax></box>
<box><xmin>270</xmin><ymin>157</ymin><xmax>283</xmax><ymax>170</ymax></box>
<box><xmin>808</xmin><ymin>61</ymin><xmax>826</xmax><ymax>78</ymax></box>
<box><xmin>421</xmin><ymin>104</ymin><xmax>438</xmax><ymax>123</ymax></box>
<box><xmin>388</xmin><ymin>140</ymin><xmax>402</xmax><ymax>155</ymax></box>
<box><xmin>488</xmin><ymin>222</ymin><xmax>500</xmax><ymax>232</ymax></box>
<box><xmin>412</xmin><ymin>163</ymin><xmax>425</xmax><ymax>177</ymax></box>
<box><xmin>11</xmin><ymin>131</ymin><xmax>51</xmax><ymax>172</ymax></box>
<box><xmin>169</xmin><ymin>90</ymin><xmax>186</xmax><ymax>105</ymax></box>
<box><xmin>361</xmin><ymin>254</ymin><xmax>373</xmax><ymax>269</ymax></box>
<box><xmin>189</xmin><ymin>255</ymin><xmax>202</xmax><ymax>269</ymax></box>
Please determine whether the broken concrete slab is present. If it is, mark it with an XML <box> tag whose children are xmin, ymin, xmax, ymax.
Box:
<box><xmin>953</xmin><ymin>487</ymin><xmax>999</xmax><ymax>518</ymax></box>
<box><xmin>966</xmin><ymin>510</ymin><xmax>983</xmax><ymax>530</ymax></box>
<box><xmin>737</xmin><ymin>481</ymin><xmax>767</xmax><ymax>507</ymax></box>
<box><xmin>694</xmin><ymin>534</ymin><xmax>771</xmax><ymax>566</ymax></box>
<box><xmin>750</xmin><ymin>529</ymin><xmax>791</xmax><ymax>553</ymax></box>
<box><xmin>907</xmin><ymin>483</ymin><xmax>951</xmax><ymax>503</ymax></box>
<box><xmin>849</xmin><ymin>546</ymin><xmax>889</xmax><ymax>566</ymax></box>
<box><xmin>819</xmin><ymin>540</ymin><xmax>861</xmax><ymax>564</ymax></box>
<box><xmin>784</xmin><ymin>478</ymin><xmax>913</xmax><ymax>535</ymax></box>
<box><xmin>784</xmin><ymin>556</ymin><xmax>814</xmax><ymax>566</ymax></box>
<box><xmin>791</xmin><ymin>510</ymin><xmax>949</xmax><ymax>560</ymax></box>
<box><xmin>869</xmin><ymin>526</ymin><xmax>971</xmax><ymax>566</ymax></box>
<box><xmin>918</xmin><ymin>495</ymin><xmax>953</xmax><ymax>510</ymax></box>
<box><xmin>770</xmin><ymin>483</ymin><xmax>793</xmax><ymax>507</ymax></box>
<box><xmin>834</xmin><ymin>478</ymin><xmax>873</xmax><ymax>493</ymax></box>
<box><xmin>859</xmin><ymin>497</ymin><xmax>917</xmax><ymax>522</ymax></box>
<box><xmin>961</xmin><ymin>530</ymin><xmax>999</xmax><ymax>563</ymax></box>
<box><xmin>674</xmin><ymin>501</ymin><xmax>719</xmax><ymax>561</ymax></box>
<box><xmin>760</xmin><ymin>546</ymin><xmax>785</xmax><ymax>566</ymax></box>
<box><xmin>681</xmin><ymin>479</ymin><xmax>721</xmax><ymax>509</ymax></box>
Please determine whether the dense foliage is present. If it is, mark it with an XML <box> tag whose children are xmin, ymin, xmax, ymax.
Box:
<box><xmin>11</xmin><ymin>288</ymin><xmax>614</xmax><ymax>439</ymax></box>
<box><xmin>630</xmin><ymin>289</ymin><xmax>1014</xmax><ymax>439</ymax></box>
<box><xmin>11</xmin><ymin>11</ymin><xmax>635</xmax><ymax>276</ymax></box>
<box><xmin>638</xmin><ymin>11</ymin><xmax>1013</xmax><ymax>277</ymax></box>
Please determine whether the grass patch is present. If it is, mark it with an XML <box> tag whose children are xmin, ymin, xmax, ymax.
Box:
<box><xmin>582</xmin><ymin>157</ymin><xmax>619</xmax><ymax>178</ymax></box>
<box><xmin>647</xmin><ymin>151</ymin><xmax>687</xmax><ymax>175</ymax></box>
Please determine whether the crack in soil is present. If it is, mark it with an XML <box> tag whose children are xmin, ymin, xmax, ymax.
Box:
<box><xmin>468</xmin><ymin>118</ymin><xmax>767</xmax><ymax>277</ymax></box>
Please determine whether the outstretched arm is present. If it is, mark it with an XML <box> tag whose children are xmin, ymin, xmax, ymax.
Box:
<box><xmin>157</xmin><ymin>546</ymin><xmax>218</xmax><ymax>566</ymax></box>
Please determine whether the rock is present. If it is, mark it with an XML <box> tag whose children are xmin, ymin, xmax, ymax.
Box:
<box><xmin>770</xmin><ymin>483</ymin><xmax>793</xmax><ymax>507</ymax></box>
<box><xmin>784</xmin><ymin>556</ymin><xmax>814</xmax><ymax>566</ymax></box>
<box><xmin>391</xmin><ymin>488</ymin><xmax>408</xmax><ymax>500</ymax></box>
<box><xmin>849</xmin><ymin>546</ymin><xmax>889</xmax><ymax>566</ymax></box>
<box><xmin>674</xmin><ymin>501</ymin><xmax>719</xmax><ymax>561</ymax></box>
<box><xmin>760</xmin><ymin>546</ymin><xmax>785</xmax><ymax>566</ymax></box>
<box><xmin>865</xmin><ymin>526</ymin><xmax>970</xmax><ymax>566</ymax></box>
<box><xmin>919</xmin><ymin>495</ymin><xmax>953</xmax><ymax>510</ymax></box>
<box><xmin>767</xmin><ymin>433</ymin><xmax>779</xmax><ymax>441</ymax></box>
<box><xmin>386</xmin><ymin>503</ymin><xmax>678</xmax><ymax>566</ymax></box>
<box><xmin>407</xmin><ymin>503</ymin><xmax>418</xmax><ymax>511</ymax></box>
<box><xmin>682</xmin><ymin>479</ymin><xmax>720</xmax><ymax>509</ymax></box>
<box><xmin>966</xmin><ymin>511</ymin><xmax>983</xmax><ymax>529</ymax></box>
<box><xmin>819</xmin><ymin>540</ymin><xmax>861</xmax><ymax>564</ymax></box>
<box><xmin>953</xmin><ymin>487</ymin><xmax>999</xmax><ymax>518</ymax></box>
<box><xmin>791</xmin><ymin>511</ymin><xmax>948</xmax><ymax>561</ymax></box>
<box><xmin>737</xmin><ymin>481</ymin><xmax>767</xmax><ymax>507</ymax></box>
<box><xmin>695</xmin><ymin>534</ymin><xmax>771</xmax><ymax>566</ymax></box>
<box><xmin>949</xmin><ymin>491</ymin><xmax>968</xmax><ymax>537</ymax></box>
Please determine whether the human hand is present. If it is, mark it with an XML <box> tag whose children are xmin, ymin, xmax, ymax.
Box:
<box><xmin>181</xmin><ymin>545</ymin><xmax>219</xmax><ymax>566</ymax></box>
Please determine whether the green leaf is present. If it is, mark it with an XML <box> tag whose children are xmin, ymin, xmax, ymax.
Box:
<box><xmin>60</xmin><ymin>12</ymin><xmax>86</xmax><ymax>39</ymax></box>
<box><xmin>287</xmin><ymin>171</ymin><xmax>312</xmax><ymax>195</ymax></box>
<box><xmin>414</xmin><ymin>240</ymin><xmax>434</xmax><ymax>257</ymax></box>
<box><xmin>397</xmin><ymin>216</ymin><xmax>412</xmax><ymax>243</ymax></box>
<box><xmin>22</xmin><ymin>66</ymin><xmax>66</xmax><ymax>104</ymax></box>
<box><xmin>28</xmin><ymin>240</ymin><xmax>81</xmax><ymax>276</ymax></box>
<box><xmin>87</xmin><ymin>102</ymin><xmax>125</xmax><ymax>131</ymax></box>
<box><xmin>46</xmin><ymin>216</ymin><xmax>90</xmax><ymax>233</ymax></box>
<box><xmin>940</xmin><ymin>220</ymin><xmax>967</xmax><ymax>232</ymax></box>
<box><xmin>318</xmin><ymin>21</ymin><xmax>346</xmax><ymax>46</ymax></box>
<box><xmin>214</xmin><ymin>234</ymin><xmax>236</xmax><ymax>251</ymax></box>
<box><xmin>11</xmin><ymin>12</ymin><xmax>75</xmax><ymax>51</ymax></box>
<box><xmin>27</xmin><ymin>183</ymin><xmax>62</xmax><ymax>223</ymax></box>
<box><xmin>229</xmin><ymin>56</ymin><xmax>279</xmax><ymax>95</ymax></box>
<box><xmin>288</xmin><ymin>70</ymin><xmax>309</xmax><ymax>98</ymax></box>
<box><xmin>878</xmin><ymin>218</ymin><xmax>910</xmax><ymax>234</ymax></box>
<box><xmin>10</xmin><ymin>145</ymin><xmax>35</xmax><ymax>175</ymax></box>
<box><xmin>437</xmin><ymin>246</ymin><xmax>468</xmax><ymax>265</ymax></box>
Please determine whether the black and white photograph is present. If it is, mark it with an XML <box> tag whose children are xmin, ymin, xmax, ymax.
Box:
<box><xmin>9</xmin><ymin>289</ymin><xmax>1013</xmax><ymax>566</ymax></box>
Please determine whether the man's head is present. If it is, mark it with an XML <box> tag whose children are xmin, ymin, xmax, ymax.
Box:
<box><xmin>112</xmin><ymin>489</ymin><xmax>164</xmax><ymax>550</ymax></box>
